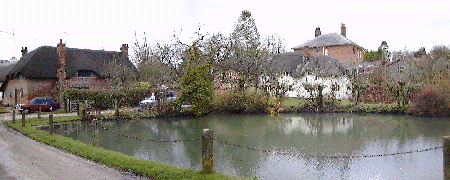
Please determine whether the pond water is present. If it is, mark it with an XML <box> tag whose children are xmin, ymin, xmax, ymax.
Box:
<box><xmin>58</xmin><ymin>113</ymin><xmax>449</xmax><ymax>179</ymax></box>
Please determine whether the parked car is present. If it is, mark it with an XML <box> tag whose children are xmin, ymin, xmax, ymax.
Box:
<box><xmin>166</xmin><ymin>91</ymin><xmax>177</xmax><ymax>102</ymax></box>
<box><xmin>16</xmin><ymin>97</ymin><xmax>60</xmax><ymax>113</ymax></box>
<box><xmin>139</xmin><ymin>91</ymin><xmax>177</xmax><ymax>108</ymax></box>
<box><xmin>139</xmin><ymin>94</ymin><xmax>157</xmax><ymax>108</ymax></box>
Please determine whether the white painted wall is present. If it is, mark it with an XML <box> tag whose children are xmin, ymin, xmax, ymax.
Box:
<box><xmin>278</xmin><ymin>75</ymin><xmax>352</xmax><ymax>100</ymax></box>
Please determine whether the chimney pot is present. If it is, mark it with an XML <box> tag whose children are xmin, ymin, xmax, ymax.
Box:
<box><xmin>341</xmin><ymin>23</ymin><xmax>346</xmax><ymax>37</ymax></box>
<box><xmin>21</xmin><ymin>47</ymin><xmax>28</xmax><ymax>57</ymax></box>
<box><xmin>315</xmin><ymin>27</ymin><xmax>321</xmax><ymax>37</ymax></box>
<box><xmin>120</xmin><ymin>44</ymin><xmax>129</xmax><ymax>58</ymax></box>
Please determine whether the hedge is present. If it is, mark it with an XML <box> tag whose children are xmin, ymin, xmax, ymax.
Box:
<box><xmin>63</xmin><ymin>88</ymin><xmax>151</xmax><ymax>110</ymax></box>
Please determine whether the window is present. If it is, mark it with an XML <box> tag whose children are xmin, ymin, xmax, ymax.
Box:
<box><xmin>78</xmin><ymin>70</ymin><xmax>91</xmax><ymax>77</ymax></box>
<box><xmin>9</xmin><ymin>90</ymin><xmax>12</xmax><ymax>98</ymax></box>
<box><xmin>353</xmin><ymin>47</ymin><xmax>356</xmax><ymax>56</ymax></box>
<box><xmin>20</xmin><ymin>88</ymin><xmax>23</xmax><ymax>98</ymax></box>
<box><xmin>324</xmin><ymin>49</ymin><xmax>328</xmax><ymax>55</ymax></box>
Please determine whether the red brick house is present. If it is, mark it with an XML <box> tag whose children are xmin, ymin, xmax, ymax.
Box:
<box><xmin>0</xmin><ymin>39</ymin><xmax>139</xmax><ymax>106</ymax></box>
<box><xmin>292</xmin><ymin>24</ymin><xmax>365</xmax><ymax>64</ymax></box>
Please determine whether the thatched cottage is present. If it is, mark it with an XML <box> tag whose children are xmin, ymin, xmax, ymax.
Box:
<box><xmin>1</xmin><ymin>39</ymin><xmax>139</xmax><ymax>106</ymax></box>
<box><xmin>268</xmin><ymin>52</ymin><xmax>352</xmax><ymax>99</ymax></box>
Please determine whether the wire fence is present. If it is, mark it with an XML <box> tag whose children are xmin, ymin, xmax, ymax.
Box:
<box><xmin>100</xmin><ymin>126</ymin><xmax>201</xmax><ymax>142</ymax></box>
<box><xmin>99</xmin><ymin>124</ymin><xmax>443</xmax><ymax>159</ymax></box>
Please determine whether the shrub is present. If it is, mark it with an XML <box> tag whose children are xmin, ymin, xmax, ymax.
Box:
<box><xmin>214</xmin><ymin>91</ymin><xmax>268</xmax><ymax>114</ymax></box>
<box><xmin>409</xmin><ymin>89</ymin><xmax>449</xmax><ymax>116</ymax></box>
<box><xmin>63</xmin><ymin>88</ymin><xmax>150</xmax><ymax>110</ymax></box>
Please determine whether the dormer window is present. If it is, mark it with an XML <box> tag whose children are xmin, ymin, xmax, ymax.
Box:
<box><xmin>78</xmin><ymin>70</ymin><xmax>92</xmax><ymax>77</ymax></box>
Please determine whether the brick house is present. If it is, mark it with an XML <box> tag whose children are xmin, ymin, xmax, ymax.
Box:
<box><xmin>0</xmin><ymin>39</ymin><xmax>139</xmax><ymax>106</ymax></box>
<box><xmin>292</xmin><ymin>24</ymin><xmax>365</xmax><ymax>65</ymax></box>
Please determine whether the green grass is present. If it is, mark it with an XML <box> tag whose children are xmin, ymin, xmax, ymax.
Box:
<box><xmin>282</xmin><ymin>98</ymin><xmax>307</xmax><ymax>107</ymax></box>
<box><xmin>0</xmin><ymin>106</ymin><xmax>10</xmax><ymax>114</ymax></box>
<box><xmin>20</xmin><ymin>115</ymin><xmax>81</xmax><ymax>126</ymax></box>
<box><xmin>3</xmin><ymin>117</ymin><xmax>254</xmax><ymax>180</ymax></box>
<box><xmin>339</xmin><ymin>99</ymin><xmax>353</xmax><ymax>106</ymax></box>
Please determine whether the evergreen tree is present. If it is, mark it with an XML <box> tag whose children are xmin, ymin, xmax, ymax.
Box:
<box><xmin>178</xmin><ymin>42</ymin><xmax>213</xmax><ymax>116</ymax></box>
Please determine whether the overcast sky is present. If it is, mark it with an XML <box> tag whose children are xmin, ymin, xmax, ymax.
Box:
<box><xmin>1</xmin><ymin>0</ymin><xmax>449</xmax><ymax>60</ymax></box>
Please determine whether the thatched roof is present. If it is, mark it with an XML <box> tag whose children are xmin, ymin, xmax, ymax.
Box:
<box><xmin>7</xmin><ymin>46</ymin><xmax>138</xmax><ymax>79</ymax></box>
<box><xmin>266</xmin><ymin>52</ymin><xmax>306</xmax><ymax>75</ymax></box>
<box><xmin>296</xmin><ymin>55</ymin><xmax>348</xmax><ymax>77</ymax></box>
<box><xmin>0</xmin><ymin>46</ymin><xmax>138</xmax><ymax>92</ymax></box>
<box><xmin>268</xmin><ymin>52</ymin><xmax>348</xmax><ymax>77</ymax></box>
<box><xmin>0</xmin><ymin>62</ymin><xmax>17</xmax><ymax>82</ymax></box>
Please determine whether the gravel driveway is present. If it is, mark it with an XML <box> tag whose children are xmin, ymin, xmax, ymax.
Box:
<box><xmin>0</xmin><ymin>112</ymin><xmax>150</xmax><ymax>180</ymax></box>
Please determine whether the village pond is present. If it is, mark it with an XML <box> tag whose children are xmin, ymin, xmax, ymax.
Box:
<box><xmin>56</xmin><ymin>113</ymin><xmax>448</xmax><ymax>179</ymax></box>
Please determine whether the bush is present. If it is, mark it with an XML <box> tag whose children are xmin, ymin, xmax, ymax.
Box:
<box><xmin>214</xmin><ymin>91</ymin><xmax>268</xmax><ymax>114</ymax></box>
<box><xmin>409</xmin><ymin>89</ymin><xmax>449</xmax><ymax>116</ymax></box>
<box><xmin>63</xmin><ymin>88</ymin><xmax>150</xmax><ymax>110</ymax></box>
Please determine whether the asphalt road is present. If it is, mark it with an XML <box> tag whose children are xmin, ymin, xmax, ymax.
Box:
<box><xmin>0</xmin><ymin>111</ymin><xmax>150</xmax><ymax>180</ymax></box>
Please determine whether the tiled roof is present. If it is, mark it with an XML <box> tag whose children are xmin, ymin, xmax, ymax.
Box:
<box><xmin>292</xmin><ymin>33</ymin><xmax>365</xmax><ymax>51</ymax></box>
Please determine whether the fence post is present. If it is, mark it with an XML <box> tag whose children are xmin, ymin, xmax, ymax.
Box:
<box><xmin>66</xmin><ymin>99</ymin><xmax>70</xmax><ymax>112</ymax></box>
<box><xmin>93</xmin><ymin>119</ymin><xmax>99</xmax><ymax>146</ymax></box>
<box><xmin>77</xmin><ymin>100</ymin><xmax>80</xmax><ymax>115</ymax></box>
<box><xmin>444</xmin><ymin>136</ymin><xmax>450</xmax><ymax>179</ymax></box>
<box><xmin>21</xmin><ymin>111</ymin><xmax>25</xmax><ymax>127</ymax></box>
<box><xmin>114</xmin><ymin>100</ymin><xmax>119</xmax><ymax>118</ymax></box>
<box><xmin>38</xmin><ymin>107</ymin><xmax>41</xmax><ymax>119</ymax></box>
<box><xmin>12</xmin><ymin>109</ymin><xmax>15</xmax><ymax>124</ymax></box>
<box><xmin>49</xmin><ymin>114</ymin><xmax>54</xmax><ymax>135</ymax></box>
<box><xmin>202</xmin><ymin>129</ymin><xmax>213</xmax><ymax>172</ymax></box>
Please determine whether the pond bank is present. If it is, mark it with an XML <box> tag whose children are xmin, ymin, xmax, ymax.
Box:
<box><xmin>0</xmin><ymin>116</ymin><xmax>149</xmax><ymax>180</ymax></box>
<box><xmin>1</xmin><ymin>113</ymin><xmax>252</xmax><ymax>180</ymax></box>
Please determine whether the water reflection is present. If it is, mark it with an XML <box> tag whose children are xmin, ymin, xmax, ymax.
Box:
<box><xmin>58</xmin><ymin>114</ymin><xmax>450</xmax><ymax>179</ymax></box>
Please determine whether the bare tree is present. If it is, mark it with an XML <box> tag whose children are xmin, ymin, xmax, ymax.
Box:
<box><xmin>132</xmin><ymin>32</ymin><xmax>187</xmax><ymax>87</ymax></box>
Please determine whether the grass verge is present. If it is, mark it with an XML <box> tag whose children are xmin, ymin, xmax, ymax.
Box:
<box><xmin>3</xmin><ymin>116</ymin><xmax>253</xmax><ymax>180</ymax></box>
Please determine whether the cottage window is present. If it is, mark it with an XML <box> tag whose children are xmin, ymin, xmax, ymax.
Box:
<box><xmin>20</xmin><ymin>88</ymin><xmax>23</xmax><ymax>98</ymax></box>
<box><xmin>78</xmin><ymin>70</ymin><xmax>92</xmax><ymax>77</ymax></box>
<box><xmin>324</xmin><ymin>49</ymin><xmax>328</xmax><ymax>55</ymax></box>
<box><xmin>353</xmin><ymin>47</ymin><xmax>356</xmax><ymax>56</ymax></box>
<box><xmin>9</xmin><ymin>90</ymin><xmax>12</xmax><ymax>98</ymax></box>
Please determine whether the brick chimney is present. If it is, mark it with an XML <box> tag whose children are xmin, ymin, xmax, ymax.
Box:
<box><xmin>341</xmin><ymin>23</ymin><xmax>346</xmax><ymax>37</ymax></box>
<box><xmin>120</xmin><ymin>44</ymin><xmax>129</xmax><ymax>58</ymax></box>
<box><xmin>315</xmin><ymin>27</ymin><xmax>321</xmax><ymax>37</ymax></box>
<box><xmin>54</xmin><ymin>39</ymin><xmax>68</xmax><ymax>106</ymax></box>
<box><xmin>21</xmin><ymin>47</ymin><xmax>28</xmax><ymax>57</ymax></box>
<box><xmin>57</xmin><ymin>39</ymin><xmax>67</xmax><ymax>81</ymax></box>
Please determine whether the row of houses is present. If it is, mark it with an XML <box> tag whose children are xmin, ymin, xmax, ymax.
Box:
<box><xmin>2</xmin><ymin>24</ymin><xmax>440</xmax><ymax>107</ymax></box>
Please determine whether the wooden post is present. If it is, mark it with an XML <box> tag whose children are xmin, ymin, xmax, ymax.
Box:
<box><xmin>444</xmin><ymin>136</ymin><xmax>450</xmax><ymax>179</ymax></box>
<box><xmin>38</xmin><ymin>107</ymin><xmax>41</xmax><ymax>119</ymax></box>
<box><xmin>14</xmin><ymin>89</ymin><xmax>18</xmax><ymax>107</ymax></box>
<box><xmin>12</xmin><ymin>109</ymin><xmax>16</xmax><ymax>124</ymax></box>
<box><xmin>21</xmin><ymin>111</ymin><xmax>25</xmax><ymax>127</ymax></box>
<box><xmin>77</xmin><ymin>100</ymin><xmax>80</xmax><ymax>115</ymax></box>
<box><xmin>66</xmin><ymin>99</ymin><xmax>70</xmax><ymax>112</ymax></box>
<box><xmin>49</xmin><ymin>114</ymin><xmax>54</xmax><ymax>135</ymax></box>
<box><xmin>93</xmin><ymin>119</ymin><xmax>99</xmax><ymax>146</ymax></box>
<box><xmin>202</xmin><ymin>129</ymin><xmax>214</xmax><ymax>172</ymax></box>
<box><xmin>114</xmin><ymin>100</ymin><xmax>119</xmax><ymax>118</ymax></box>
